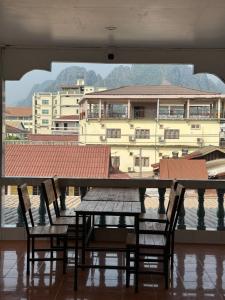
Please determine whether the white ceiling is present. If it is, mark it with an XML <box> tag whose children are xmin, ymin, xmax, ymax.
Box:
<box><xmin>2</xmin><ymin>0</ymin><xmax>225</xmax><ymax>80</ymax></box>
<box><xmin>1</xmin><ymin>0</ymin><xmax>225</xmax><ymax>48</ymax></box>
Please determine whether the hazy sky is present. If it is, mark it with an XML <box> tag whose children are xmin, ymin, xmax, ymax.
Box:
<box><xmin>5</xmin><ymin>63</ymin><xmax>125</xmax><ymax>105</ymax></box>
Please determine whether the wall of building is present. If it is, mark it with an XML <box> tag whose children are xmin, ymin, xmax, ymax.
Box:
<box><xmin>80</xmin><ymin>118</ymin><xmax>220</xmax><ymax>172</ymax></box>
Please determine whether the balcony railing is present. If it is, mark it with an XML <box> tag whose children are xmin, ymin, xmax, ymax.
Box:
<box><xmin>51</xmin><ymin>126</ymin><xmax>79</xmax><ymax>134</ymax></box>
<box><xmin>1</xmin><ymin>177</ymin><xmax>225</xmax><ymax>233</ymax></box>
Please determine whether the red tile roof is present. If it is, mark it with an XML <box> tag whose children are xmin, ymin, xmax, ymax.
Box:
<box><xmin>6</xmin><ymin>107</ymin><xmax>32</xmax><ymax>117</ymax></box>
<box><xmin>159</xmin><ymin>159</ymin><xmax>208</xmax><ymax>179</ymax></box>
<box><xmin>27</xmin><ymin>134</ymin><xmax>79</xmax><ymax>142</ymax></box>
<box><xmin>6</xmin><ymin>145</ymin><xmax>111</xmax><ymax>178</ymax></box>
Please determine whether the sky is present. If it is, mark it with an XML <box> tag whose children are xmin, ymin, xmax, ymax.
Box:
<box><xmin>5</xmin><ymin>62</ymin><xmax>223</xmax><ymax>106</ymax></box>
<box><xmin>5</xmin><ymin>63</ymin><xmax>123</xmax><ymax>106</ymax></box>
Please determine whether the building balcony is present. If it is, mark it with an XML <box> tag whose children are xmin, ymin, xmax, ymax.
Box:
<box><xmin>51</xmin><ymin>126</ymin><xmax>79</xmax><ymax>135</ymax></box>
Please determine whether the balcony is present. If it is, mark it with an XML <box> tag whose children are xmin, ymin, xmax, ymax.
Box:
<box><xmin>1</xmin><ymin>177</ymin><xmax>225</xmax><ymax>299</ymax></box>
<box><xmin>51</xmin><ymin>126</ymin><xmax>79</xmax><ymax>135</ymax></box>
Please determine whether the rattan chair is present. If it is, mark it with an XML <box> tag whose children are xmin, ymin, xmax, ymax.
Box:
<box><xmin>17</xmin><ymin>183</ymin><xmax>68</xmax><ymax>275</ymax></box>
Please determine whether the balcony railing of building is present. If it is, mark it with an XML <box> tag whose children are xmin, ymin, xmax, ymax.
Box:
<box><xmin>51</xmin><ymin>126</ymin><xmax>79</xmax><ymax>134</ymax></box>
<box><xmin>87</xmin><ymin>109</ymin><xmax>218</xmax><ymax>120</ymax></box>
<box><xmin>1</xmin><ymin>177</ymin><xmax>225</xmax><ymax>233</ymax></box>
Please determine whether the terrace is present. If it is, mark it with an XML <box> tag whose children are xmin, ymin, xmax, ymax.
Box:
<box><xmin>1</xmin><ymin>0</ymin><xmax>225</xmax><ymax>299</ymax></box>
<box><xmin>1</xmin><ymin>177</ymin><xmax>225</xmax><ymax>299</ymax></box>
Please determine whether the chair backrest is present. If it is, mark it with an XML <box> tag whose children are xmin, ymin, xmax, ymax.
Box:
<box><xmin>172</xmin><ymin>183</ymin><xmax>185</xmax><ymax>232</ymax></box>
<box><xmin>41</xmin><ymin>179</ymin><xmax>60</xmax><ymax>224</ymax></box>
<box><xmin>17</xmin><ymin>184</ymin><xmax>34</xmax><ymax>234</ymax></box>
<box><xmin>165</xmin><ymin>183</ymin><xmax>185</xmax><ymax>235</ymax></box>
<box><xmin>52</xmin><ymin>176</ymin><xmax>61</xmax><ymax>200</ymax></box>
<box><xmin>166</xmin><ymin>179</ymin><xmax>178</xmax><ymax>214</ymax></box>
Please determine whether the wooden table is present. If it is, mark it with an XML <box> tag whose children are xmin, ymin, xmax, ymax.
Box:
<box><xmin>83</xmin><ymin>187</ymin><xmax>139</xmax><ymax>202</ymax></box>
<box><xmin>83</xmin><ymin>187</ymin><xmax>140</xmax><ymax>227</ymax></box>
<box><xmin>74</xmin><ymin>199</ymin><xmax>141</xmax><ymax>292</ymax></box>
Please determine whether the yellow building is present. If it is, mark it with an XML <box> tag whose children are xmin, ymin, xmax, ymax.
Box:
<box><xmin>32</xmin><ymin>79</ymin><xmax>106</xmax><ymax>134</ymax></box>
<box><xmin>79</xmin><ymin>85</ymin><xmax>225</xmax><ymax>174</ymax></box>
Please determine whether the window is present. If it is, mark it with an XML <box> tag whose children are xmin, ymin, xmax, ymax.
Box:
<box><xmin>191</xmin><ymin>124</ymin><xmax>200</xmax><ymax>129</ymax></box>
<box><xmin>135</xmin><ymin>129</ymin><xmax>150</xmax><ymax>139</ymax></box>
<box><xmin>42</xmin><ymin>99</ymin><xmax>49</xmax><ymax>105</ymax></box>
<box><xmin>190</xmin><ymin>106</ymin><xmax>210</xmax><ymax>117</ymax></box>
<box><xmin>33</xmin><ymin>186</ymin><xmax>40</xmax><ymax>195</ymax></box>
<box><xmin>76</xmin><ymin>109</ymin><xmax>79</xmax><ymax>114</ymax></box>
<box><xmin>135</xmin><ymin>157</ymin><xmax>149</xmax><ymax>167</ymax></box>
<box><xmin>42</xmin><ymin>109</ymin><xmax>49</xmax><ymax>114</ymax></box>
<box><xmin>170</xmin><ymin>106</ymin><xmax>184</xmax><ymax>116</ymax></box>
<box><xmin>42</xmin><ymin>119</ymin><xmax>49</xmax><ymax>125</ymax></box>
<box><xmin>64</xmin><ymin>123</ymin><xmax>68</xmax><ymax>130</ymax></box>
<box><xmin>106</xmin><ymin>129</ymin><xmax>121</xmax><ymax>138</ymax></box>
<box><xmin>111</xmin><ymin>156</ymin><xmax>120</xmax><ymax>169</ymax></box>
<box><xmin>164</xmin><ymin>129</ymin><xmax>179</xmax><ymax>139</ymax></box>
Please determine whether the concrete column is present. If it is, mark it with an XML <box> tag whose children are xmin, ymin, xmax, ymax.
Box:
<box><xmin>128</xmin><ymin>99</ymin><xmax>131</xmax><ymax>119</ymax></box>
<box><xmin>99</xmin><ymin>99</ymin><xmax>102</xmax><ymax>119</ymax></box>
<box><xmin>0</xmin><ymin>47</ymin><xmax>5</xmax><ymax>227</ymax></box>
<box><xmin>186</xmin><ymin>99</ymin><xmax>190</xmax><ymax>119</ymax></box>
<box><xmin>156</xmin><ymin>98</ymin><xmax>160</xmax><ymax>120</ymax></box>
<box><xmin>218</xmin><ymin>98</ymin><xmax>221</xmax><ymax>119</ymax></box>
<box><xmin>85</xmin><ymin>100</ymin><xmax>88</xmax><ymax>119</ymax></box>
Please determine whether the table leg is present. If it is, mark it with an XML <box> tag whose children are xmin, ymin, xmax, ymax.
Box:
<box><xmin>74</xmin><ymin>212</ymin><xmax>79</xmax><ymax>290</ymax></box>
<box><xmin>82</xmin><ymin>213</ymin><xmax>86</xmax><ymax>265</ymax></box>
<box><xmin>99</xmin><ymin>215</ymin><xmax>106</xmax><ymax>227</ymax></box>
<box><xmin>119</xmin><ymin>216</ymin><xmax>126</xmax><ymax>228</ymax></box>
<box><xmin>134</xmin><ymin>214</ymin><xmax>139</xmax><ymax>293</ymax></box>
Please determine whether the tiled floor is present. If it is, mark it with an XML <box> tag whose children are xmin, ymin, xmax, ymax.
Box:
<box><xmin>0</xmin><ymin>241</ymin><xmax>225</xmax><ymax>299</ymax></box>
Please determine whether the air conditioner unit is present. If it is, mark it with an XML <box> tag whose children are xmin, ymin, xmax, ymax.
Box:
<box><xmin>129</xmin><ymin>135</ymin><xmax>136</xmax><ymax>142</ymax></box>
<box><xmin>100</xmin><ymin>135</ymin><xmax>106</xmax><ymax>141</ymax></box>
<box><xmin>130</xmin><ymin>124</ymin><xmax>134</xmax><ymax>129</ymax></box>
<box><xmin>158</xmin><ymin>137</ymin><xmax>165</xmax><ymax>143</ymax></box>
<box><xmin>129</xmin><ymin>152</ymin><xmax>133</xmax><ymax>156</ymax></box>
<box><xmin>197</xmin><ymin>138</ymin><xmax>204</xmax><ymax>144</ymax></box>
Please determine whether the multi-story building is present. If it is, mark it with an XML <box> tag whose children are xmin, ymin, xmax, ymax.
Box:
<box><xmin>32</xmin><ymin>79</ymin><xmax>106</xmax><ymax>134</ymax></box>
<box><xmin>79</xmin><ymin>85</ymin><xmax>225</xmax><ymax>174</ymax></box>
<box><xmin>6</xmin><ymin>107</ymin><xmax>32</xmax><ymax>131</ymax></box>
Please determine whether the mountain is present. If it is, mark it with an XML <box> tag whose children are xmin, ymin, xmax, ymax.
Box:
<box><xmin>17</xmin><ymin>65</ymin><xmax>225</xmax><ymax>106</ymax></box>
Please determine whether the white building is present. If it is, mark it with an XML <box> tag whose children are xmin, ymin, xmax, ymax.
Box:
<box><xmin>32</xmin><ymin>79</ymin><xmax>106</xmax><ymax>134</ymax></box>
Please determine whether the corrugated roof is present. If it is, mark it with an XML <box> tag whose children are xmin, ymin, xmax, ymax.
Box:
<box><xmin>87</xmin><ymin>85</ymin><xmax>218</xmax><ymax>96</ymax></box>
<box><xmin>28</xmin><ymin>134</ymin><xmax>78</xmax><ymax>142</ymax></box>
<box><xmin>184</xmin><ymin>146</ymin><xmax>225</xmax><ymax>159</ymax></box>
<box><xmin>5</xmin><ymin>144</ymin><xmax>110</xmax><ymax>178</ymax></box>
<box><xmin>159</xmin><ymin>159</ymin><xmax>208</xmax><ymax>179</ymax></box>
<box><xmin>6</xmin><ymin>124</ymin><xmax>27</xmax><ymax>134</ymax></box>
<box><xmin>6</xmin><ymin>107</ymin><xmax>32</xmax><ymax>117</ymax></box>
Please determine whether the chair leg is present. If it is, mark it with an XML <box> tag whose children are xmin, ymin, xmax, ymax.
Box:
<box><xmin>63</xmin><ymin>236</ymin><xmax>67</xmax><ymax>274</ymax></box>
<box><xmin>27</xmin><ymin>237</ymin><xmax>30</xmax><ymax>275</ymax></box>
<box><xmin>171</xmin><ymin>233</ymin><xmax>175</xmax><ymax>272</ymax></box>
<box><xmin>50</xmin><ymin>237</ymin><xmax>53</xmax><ymax>261</ymax></box>
<box><xmin>31</xmin><ymin>237</ymin><xmax>34</xmax><ymax>263</ymax></box>
<box><xmin>164</xmin><ymin>249</ymin><xmax>169</xmax><ymax>289</ymax></box>
<box><xmin>126</xmin><ymin>248</ymin><xmax>130</xmax><ymax>287</ymax></box>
